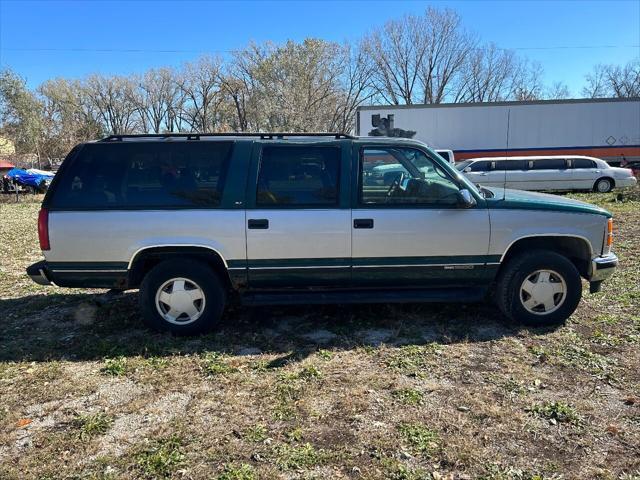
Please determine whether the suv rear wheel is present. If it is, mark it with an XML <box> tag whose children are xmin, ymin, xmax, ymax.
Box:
<box><xmin>139</xmin><ymin>259</ymin><xmax>226</xmax><ymax>335</ymax></box>
<box><xmin>496</xmin><ymin>250</ymin><xmax>582</xmax><ymax>326</ymax></box>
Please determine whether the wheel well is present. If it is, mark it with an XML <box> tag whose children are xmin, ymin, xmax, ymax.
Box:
<box><xmin>500</xmin><ymin>236</ymin><xmax>592</xmax><ymax>278</ymax></box>
<box><xmin>128</xmin><ymin>247</ymin><xmax>232</xmax><ymax>290</ymax></box>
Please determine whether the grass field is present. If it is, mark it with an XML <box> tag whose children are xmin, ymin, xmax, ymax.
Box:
<box><xmin>1</xmin><ymin>190</ymin><xmax>639</xmax><ymax>480</ymax></box>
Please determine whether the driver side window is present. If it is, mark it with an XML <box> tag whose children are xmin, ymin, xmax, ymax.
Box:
<box><xmin>360</xmin><ymin>147</ymin><xmax>460</xmax><ymax>206</ymax></box>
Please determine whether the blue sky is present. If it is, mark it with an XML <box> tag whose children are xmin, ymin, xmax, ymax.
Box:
<box><xmin>0</xmin><ymin>0</ymin><xmax>638</xmax><ymax>96</ymax></box>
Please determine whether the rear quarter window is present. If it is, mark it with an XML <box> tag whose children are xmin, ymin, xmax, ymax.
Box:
<box><xmin>571</xmin><ymin>158</ymin><xmax>597</xmax><ymax>169</ymax></box>
<box><xmin>48</xmin><ymin>142</ymin><xmax>232</xmax><ymax>210</ymax></box>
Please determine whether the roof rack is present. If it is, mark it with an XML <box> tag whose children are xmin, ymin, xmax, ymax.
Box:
<box><xmin>100</xmin><ymin>132</ymin><xmax>355</xmax><ymax>142</ymax></box>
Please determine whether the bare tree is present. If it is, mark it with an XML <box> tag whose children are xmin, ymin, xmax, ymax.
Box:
<box><xmin>511</xmin><ymin>60</ymin><xmax>544</xmax><ymax>101</ymax></box>
<box><xmin>453</xmin><ymin>44</ymin><xmax>517</xmax><ymax>102</ymax></box>
<box><xmin>38</xmin><ymin>78</ymin><xmax>102</xmax><ymax>158</ymax></box>
<box><xmin>364</xmin><ymin>14</ymin><xmax>428</xmax><ymax>105</ymax></box>
<box><xmin>329</xmin><ymin>41</ymin><xmax>375</xmax><ymax>132</ymax></box>
<box><xmin>583</xmin><ymin>59</ymin><xmax>640</xmax><ymax>98</ymax></box>
<box><xmin>546</xmin><ymin>81</ymin><xmax>571</xmax><ymax>100</ymax></box>
<box><xmin>219</xmin><ymin>42</ymin><xmax>268</xmax><ymax>132</ymax></box>
<box><xmin>418</xmin><ymin>8</ymin><xmax>474</xmax><ymax>104</ymax></box>
<box><xmin>364</xmin><ymin>8</ymin><xmax>473</xmax><ymax>105</ymax></box>
<box><xmin>129</xmin><ymin>68</ymin><xmax>183</xmax><ymax>133</ymax></box>
<box><xmin>226</xmin><ymin>39</ymin><xmax>349</xmax><ymax>132</ymax></box>
<box><xmin>83</xmin><ymin>74</ymin><xmax>140</xmax><ymax>134</ymax></box>
<box><xmin>178</xmin><ymin>56</ymin><xmax>226</xmax><ymax>132</ymax></box>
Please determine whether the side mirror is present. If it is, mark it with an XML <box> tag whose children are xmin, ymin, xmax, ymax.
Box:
<box><xmin>457</xmin><ymin>189</ymin><xmax>477</xmax><ymax>208</ymax></box>
<box><xmin>463</xmin><ymin>167</ymin><xmax>471</xmax><ymax>173</ymax></box>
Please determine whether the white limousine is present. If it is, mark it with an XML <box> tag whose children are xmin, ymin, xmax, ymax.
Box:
<box><xmin>457</xmin><ymin>155</ymin><xmax>637</xmax><ymax>193</ymax></box>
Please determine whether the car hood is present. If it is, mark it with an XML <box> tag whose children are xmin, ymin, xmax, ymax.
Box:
<box><xmin>484</xmin><ymin>187</ymin><xmax>612</xmax><ymax>217</ymax></box>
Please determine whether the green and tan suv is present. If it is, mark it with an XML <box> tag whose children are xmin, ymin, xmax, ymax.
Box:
<box><xmin>27</xmin><ymin>133</ymin><xmax>618</xmax><ymax>335</ymax></box>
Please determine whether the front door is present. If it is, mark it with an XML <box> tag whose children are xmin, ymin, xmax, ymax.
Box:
<box><xmin>245</xmin><ymin>143</ymin><xmax>351</xmax><ymax>288</ymax></box>
<box><xmin>352</xmin><ymin>145</ymin><xmax>492</xmax><ymax>287</ymax></box>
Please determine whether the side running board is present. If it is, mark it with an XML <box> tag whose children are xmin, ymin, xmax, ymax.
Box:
<box><xmin>240</xmin><ymin>287</ymin><xmax>487</xmax><ymax>306</ymax></box>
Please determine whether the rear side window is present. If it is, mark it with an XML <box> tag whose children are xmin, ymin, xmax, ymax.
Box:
<box><xmin>571</xmin><ymin>158</ymin><xmax>596</xmax><ymax>169</ymax></box>
<box><xmin>256</xmin><ymin>146</ymin><xmax>340</xmax><ymax>206</ymax></box>
<box><xmin>530</xmin><ymin>158</ymin><xmax>566</xmax><ymax>170</ymax></box>
<box><xmin>49</xmin><ymin>142</ymin><xmax>232</xmax><ymax>209</ymax></box>
<box><xmin>494</xmin><ymin>160</ymin><xmax>527</xmax><ymax>171</ymax></box>
<box><xmin>469</xmin><ymin>161</ymin><xmax>492</xmax><ymax>172</ymax></box>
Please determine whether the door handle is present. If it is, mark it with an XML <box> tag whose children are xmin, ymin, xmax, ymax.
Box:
<box><xmin>354</xmin><ymin>218</ymin><xmax>374</xmax><ymax>229</ymax></box>
<box><xmin>248</xmin><ymin>219</ymin><xmax>269</xmax><ymax>229</ymax></box>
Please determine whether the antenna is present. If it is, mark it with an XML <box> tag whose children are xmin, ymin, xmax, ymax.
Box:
<box><xmin>501</xmin><ymin>108</ymin><xmax>511</xmax><ymax>201</ymax></box>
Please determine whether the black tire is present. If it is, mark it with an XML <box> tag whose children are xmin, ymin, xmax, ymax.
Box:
<box><xmin>594</xmin><ymin>177</ymin><xmax>613</xmax><ymax>193</ymax></box>
<box><xmin>495</xmin><ymin>250</ymin><xmax>582</xmax><ymax>327</ymax></box>
<box><xmin>139</xmin><ymin>259</ymin><xmax>226</xmax><ymax>335</ymax></box>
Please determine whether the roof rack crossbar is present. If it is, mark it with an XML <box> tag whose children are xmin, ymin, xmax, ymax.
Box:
<box><xmin>100</xmin><ymin>132</ymin><xmax>355</xmax><ymax>142</ymax></box>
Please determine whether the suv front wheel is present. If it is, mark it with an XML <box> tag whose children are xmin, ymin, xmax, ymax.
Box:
<box><xmin>495</xmin><ymin>250</ymin><xmax>582</xmax><ymax>326</ymax></box>
<box><xmin>139</xmin><ymin>259</ymin><xmax>226</xmax><ymax>335</ymax></box>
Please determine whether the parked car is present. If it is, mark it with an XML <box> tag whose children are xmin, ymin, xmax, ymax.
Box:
<box><xmin>456</xmin><ymin>155</ymin><xmax>637</xmax><ymax>193</ymax></box>
<box><xmin>623</xmin><ymin>160</ymin><xmax>640</xmax><ymax>177</ymax></box>
<box><xmin>28</xmin><ymin>134</ymin><xmax>618</xmax><ymax>335</ymax></box>
<box><xmin>435</xmin><ymin>149</ymin><xmax>455</xmax><ymax>164</ymax></box>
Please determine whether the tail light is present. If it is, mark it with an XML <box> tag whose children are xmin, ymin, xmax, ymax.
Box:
<box><xmin>38</xmin><ymin>208</ymin><xmax>50</xmax><ymax>251</ymax></box>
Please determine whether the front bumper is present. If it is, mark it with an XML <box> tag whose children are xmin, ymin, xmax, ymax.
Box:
<box><xmin>589</xmin><ymin>252</ymin><xmax>618</xmax><ymax>283</ymax></box>
<box><xmin>26</xmin><ymin>260</ymin><xmax>53</xmax><ymax>286</ymax></box>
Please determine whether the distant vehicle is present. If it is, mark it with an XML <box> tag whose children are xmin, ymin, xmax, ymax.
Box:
<box><xmin>6</xmin><ymin>168</ymin><xmax>55</xmax><ymax>192</ymax></box>
<box><xmin>435</xmin><ymin>149</ymin><xmax>455</xmax><ymax>164</ymax></box>
<box><xmin>623</xmin><ymin>160</ymin><xmax>640</xmax><ymax>177</ymax></box>
<box><xmin>456</xmin><ymin>156</ymin><xmax>637</xmax><ymax>193</ymax></box>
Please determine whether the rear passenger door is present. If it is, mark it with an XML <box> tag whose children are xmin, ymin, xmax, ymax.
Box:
<box><xmin>245</xmin><ymin>142</ymin><xmax>352</xmax><ymax>288</ymax></box>
<box><xmin>569</xmin><ymin>158</ymin><xmax>598</xmax><ymax>190</ymax></box>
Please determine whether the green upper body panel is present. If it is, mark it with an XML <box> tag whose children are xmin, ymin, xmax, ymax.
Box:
<box><xmin>483</xmin><ymin>187</ymin><xmax>612</xmax><ymax>218</ymax></box>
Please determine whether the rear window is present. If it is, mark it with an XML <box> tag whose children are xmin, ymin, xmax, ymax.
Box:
<box><xmin>49</xmin><ymin>142</ymin><xmax>232</xmax><ymax>209</ymax></box>
<box><xmin>571</xmin><ymin>158</ymin><xmax>596</xmax><ymax>169</ymax></box>
<box><xmin>530</xmin><ymin>158</ymin><xmax>567</xmax><ymax>170</ymax></box>
<box><xmin>495</xmin><ymin>160</ymin><xmax>527</xmax><ymax>171</ymax></box>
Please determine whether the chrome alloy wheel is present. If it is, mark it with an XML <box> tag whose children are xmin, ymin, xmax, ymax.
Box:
<box><xmin>519</xmin><ymin>269</ymin><xmax>567</xmax><ymax>315</ymax></box>
<box><xmin>155</xmin><ymin>277</ymin><xmax>206</xmax><ymax>325</ymax></box>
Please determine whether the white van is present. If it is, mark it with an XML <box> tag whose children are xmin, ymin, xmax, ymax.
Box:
<box><xmin>457</xmin><ymin>155</ymin><xmax>637</xmax><ymax>193</ymax></box>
